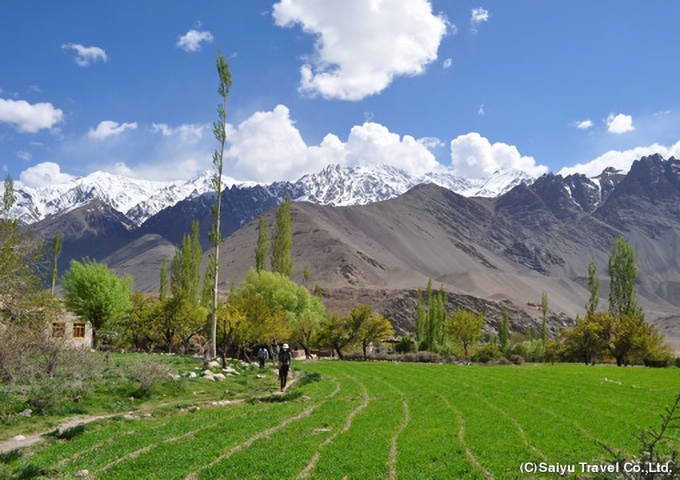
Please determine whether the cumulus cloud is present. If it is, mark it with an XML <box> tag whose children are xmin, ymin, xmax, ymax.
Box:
<box><xmin>443</xmin><ymin>58</ymin><xmax>453</xmax><ymax>69</ymax></box>
<box><xmin>87</xmin><ymin>120</ymin><xmax>137</xmax><ymax>140</ymax></box>
<box><xmin>224</xmin><ymin>104</ymin><xmax>441</xmax><ymax>182</ymax></box>
<box><xmin>606</xmin><ymin>113</ymin><xmax>635</xmax><ymax>134</ymax></box>
<box><xmin>450</xmin><ymin>132</ymin><xmax>547</xmax><ymax>178</ymax></box>
<box><xmin>470</xmin><ymin>7</ymin><xmax>489</xmax><ymax>33</ymax></box>
<box><xmin>19</xmin><ymin>162</ymin><xmax>75</xmax><ymax>188</ymax></box>
<box><xmin>272</xmin><ymin>0</ymin><xmax>447</xmax><ymax>101</ymax></box>
<box><xmin>558</xmin><ymin>141</ymin><xmax>680</xmax><ymax>177</ymax></box>
<box><xmin>0</xmin><ymin>98</ymin><xmax>64</xmax><ymax>133</ymax></box>
<box><xmin>575</xmin><ymin>119</ymin><xmax>593</xmax><ymax>129</ymax></box>
<box><xmin>61</xmin><ymin>43</ymin><xmax>107</xmax><ymax>67</ymax></box>
<box><xmin>176</xmin><ymin>29</ymin><xmax>213</xmax><ymax>52</ymax></box>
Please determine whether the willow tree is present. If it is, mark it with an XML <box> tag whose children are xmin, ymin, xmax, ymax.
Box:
<box><xmin>208</xmin><ymin>46</ymin><xmax>232</xmax><ymax>359</ymax></box>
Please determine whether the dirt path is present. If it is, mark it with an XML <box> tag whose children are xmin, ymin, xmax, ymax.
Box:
<box><xmin>0</xmin><ymin>370</ymin><xmax>299</xmax><ymax>455</ymax></box>
<box><xmin>387</xmin><ymin>400</ymin><xmax>410</xmax><ymax>480</ymax></box>
<box><xmin>297</xmin><ymin>383</ymin><xmax>369</xmax><ymax>479</ymax></box>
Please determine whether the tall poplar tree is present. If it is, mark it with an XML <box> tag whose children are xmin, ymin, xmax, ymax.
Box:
<box><xmin>270</xmin><ymin>193</ymin><xmax>294</xmax><ymax>277</ymax></box>
<box><xmin>50</xmin><ymin>230</ymin><xmax>62</xmax><ymax>294</ymax></box>
<box><xmin>208</xmin><ymin>46</ymin><xmax>232</xmax><ymax>358</ymax></box>
<box><xmin>171</xmin><ymin>220</ymin><xmax>202</xmax><ymax>304</ymax></box>
<box><xmin>608</xmin><ymin>236</ymin><xmax>642</xmax><ymax>318</ymax></box>
<box><xmin>586</xmin><ymin>257</ymin><xmax>600</xmax><ymax>315</ymax></box>
<box><xmin>541</xmin><ymin>291</ymin><xmax>548</xmax><ymax>343</ymax></box>
<box><xmin>159</xmin><ymin>256</ymin><xmax>168</xmax><ymax>302</ymax></box>
<box><xmin>254</xmin><ymin>213</ymin><xmax>268</xmax><ymax>272</ymax></box>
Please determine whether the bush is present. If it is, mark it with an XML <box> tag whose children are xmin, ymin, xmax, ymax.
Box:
<box><xmin>124</xmin><ymin>357</ymin><xmax>171</xmax><ymax>398</ymax></box>
<box><xmin>415</xmin><ymin>351</ymin><xmax>442</xmax><ymax>363</ymax></box>
<box><xmin>471</xmin><ymin>344</ymin><xmax>503</xmax><ymax>364</ymax></box>
<box><xmin>510</xmin><ymin>354</ymin><xmax>524</xmax><ymax>365</ymax></box>
<box><xmin>676</xmin><ymin>357</ymin><xmax>680</xmax><ymax>368</ymax></box>
<box><xmin>394</xmin><ymin>336</ymin><xmax>412</xmax><ymax>354</ymax></box>
<box><xmin>495</xmin><ymin>357</ymin><xmax>511</xmax><ymax>366</ymax></box>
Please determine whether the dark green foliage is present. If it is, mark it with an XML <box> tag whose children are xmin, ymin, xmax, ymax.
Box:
<box><xmin>271</xmin><ymin>193</ymin><xmax>294</xmax><ymax>277</ymax></box>
<box><xmin>200</xmin><ymin>263</ymin><xmax>214</xmax><ymax>309</ymax></box>
<box><xmin>250</xmin><ymin>390</ymin><xmax>302</xmax><ymax>404</ymax></box>
<box><xmin>0</xmin><ymin>449</ymin><xmax>22</xmax><ymax>464</ymax></box>
<box><xmin>12</xmin><ymin>463</ymin><xmax>44</xmax><ymax>479</ymax></box>
<box><xmin>297</xmin><ymin>371</ymin><xmax>321</xmax><ymax>387</ymax></box>
<box><xmin>471</xmin><ymin>344</ymin><xmax>503</xmax><ymax>363</ymax></box>
<box><xmin>394</xmin><ymin>335</ymin><xmax>412</xmax><ymax>354</ymax></box>
<box><xmin>608</xmin><ymin>236</ymin><xmax>642</xmax><ymax>318</ymax></box>
<box><xmin>510</xmin><ymin>354</ymin><xmax>524</xmax><ymax>365</ymax></box>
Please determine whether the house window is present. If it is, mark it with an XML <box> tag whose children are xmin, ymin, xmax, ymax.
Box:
<box><xmin>73</xmin><ymin>323</ymin><xmax>86</xmax><ymax>339</ymax></box>
<box><xmin>53</xmin><ymin>322</ymin><xmax>66</xmax><ymax>338</ymax></box>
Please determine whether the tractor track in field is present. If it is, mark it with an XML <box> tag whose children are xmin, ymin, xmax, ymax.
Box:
<box><xmin>387</xmin><ymin>400</ymin><xmax>410</xmax><ymax>480</ymax></box>
<box><xmin>460</xmin><ymin>381</ymin><xmax>547</xmax><ymax>461</ymax></box>
<box><xmin>93</xmin><ymin>423</ymin><xmax>218</xmax><ymax>477</ymax></box>
<box><xmin>438</xmin><ymin>395</ymin><xmax>495</xmax><ymax>480</ymax></box>
<box><xmin>297</xmin><ymin>382</ymin><xmax>369</xmax><ymax>479</ymax></box>
<box><xmin>184</xmin><ymin>402</ymin><xmax>323</xmax><ymax>480</ymax></box>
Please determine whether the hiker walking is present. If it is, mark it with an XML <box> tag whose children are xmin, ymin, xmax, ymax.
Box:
<box><xmin>278</xmin><ymin>343</ymin><xmax>293</xmax><ymax>391</ymax></box>
<box><xmin>257</xmin><ymin>346</ymin><xmax>269</xmax><ymax>369</ymax></box>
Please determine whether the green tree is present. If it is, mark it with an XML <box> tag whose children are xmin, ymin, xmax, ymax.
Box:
<box><xmin>50</xmin><ymin>231</ymin><xmax>62</xmax><ymax>294</ymax></box>
<box><xmin>162</xmin><ymin>295</ymin><xmax>207</xmax><ymax>354</ymax></box>
<box><xmin>608</xmin><ymin>236</ymin><xmax>642</xmax><ymax>318</ymax></box>
<box><xmin>200</xmin><ymin>264</ymin><xmax>214</xmax><ymax>309</ymax></box>
<box><xmin>358</xmin><ymin>312</ymin><xmax>394</xmax><ymax>359</ymax></box>
<box><xmin>1</xmin><ymin>175</ymin><xmax>49</xmax><ymax>326</ymax></box>
<box><xmin>561</xmin><ymin>312</ymin><xmax>609</xmax><ymax>365</ymax></box>
<box><xmin>541</xmin><ymin>291</ymin><xmax>548</xmax><ymax>343</ymax></box>
<box><xmin>447</xmin><ymin>308</ymin><xmax>485</xmax><ymax>358</ymax></box>
<box><xmin>208</xmin><ymin>46</ymin><xmax>232</xmax><ymax>359</ymax></box>
<box><xmin>171</xmin><ymin>220</ymin><xmax>202</xmax><ymax>304</ymax></box>
<box><xmin>586</xmin><ymin>257</ymin><xmax>600</xmax><ymax>315</ymax></box>
<box><xmin>125</xmin><ymin>291</ymin><xmax>157</xmax><ymax>351</ymax></box>
<box><xmin>159</xmin><ymin>256</ymin><xmax>168</xmax><ymax>302</ymax></box>
<box><xmin>317</xmin><ymin>306</ymin><xmax>370</xmax><ymax>360</ymax></box>
<box><xmin>271</xmin><ymin>193</ymin><xmax>294</xmax><ymax>277</ymax></box>
<box><xmin>415</xmin><ymin>278</ymin><xmax>448</xmax><ymax>351</ymax></box>
<box><xmin>62</xmin><ymin>258</ymin><xmax>133</xmax><ymax>348</ymax></box>
<box><xmin>254</xmin><ymin>213</ymin><xmax>268</xmax><ymax>272</ymax></box>
<box><xmin>303</xmin><ymin>266</ymin><xmax>310</xmax><ymax>286</ymax></box>
<box><xmin>498</xmin><ymin>310</ymin><xmax>510</xmax><ymax>352</ymax></box>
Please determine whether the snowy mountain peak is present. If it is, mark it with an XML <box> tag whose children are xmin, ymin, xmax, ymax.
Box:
<box><xmin>8</xmin><ymin>163</ymin><xmax>538</xmax><ymax>226</ymax></box>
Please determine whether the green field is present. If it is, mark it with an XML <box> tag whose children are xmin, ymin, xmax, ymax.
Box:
<box><xmin>4</xmin><ymin>361</ymin><xmax>679</xmax><ymax>479</ymax></box>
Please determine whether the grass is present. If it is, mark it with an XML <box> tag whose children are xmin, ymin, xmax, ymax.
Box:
<box><xmin>3</xmin><ymin>360</ymin><xmax>678</xmax><ymax>479</ymax></box>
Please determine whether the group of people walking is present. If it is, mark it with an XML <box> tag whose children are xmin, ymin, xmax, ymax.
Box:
<box><xmin>257</xmin><ymin>343</ymin><xmax>294</xmax><ymax>391</ymax></box>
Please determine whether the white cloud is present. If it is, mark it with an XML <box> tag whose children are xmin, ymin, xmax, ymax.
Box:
<box><xmin>151</xmin><ymin>123</ymin><xmax>207</xmax><ymax>144</ymax></box>
<box><xmin>224</xmin><ymin>104</ymin><xmax>441</xmax><ymax>182</ymax></box>
<box><xmin>272</xmin><ymin>0</ymin><xmax>447</xmax><ymax>101</ymax></box>
<box><xmin>443</xmin><ymin>58</ymin><xmax>453</xmax><ymax>69</ymax></box>
<box><xmin>575</xmin><ymin>119</ymin><xmax>593</xmax><ymax>129</ymax></box>
<box><xmin>470</xmin><ymin>7</ymin><xmax>489</xmax><ymax>33</ymax></box>
<box><xmin>16</xmin><ymin>151</ymin><xmax>32</xmax><ymax>162</ymax></box>
<box><xmin>478</xmin><ymin>104</ymin><xmax>485</xmax><ymax>116</ymax></box>
<box><xmin>176</xmin><ymin>29</ymin><xmax>214</xmax><ymax>52</ymax></box>
<box><xmin>87</xmin><ymin>120</ymin><xmax>137</xmax><ymax>140</ymax></box>
<box><xmin>2</xmin><ymin>164</ymin><xmax>7</xmax><ymax>172</ymax></box>
<box><xmin>450</xmin><ymin>132</ymin><xmax>547</xmax><ymax>178</ymax></box>
<box><xmin>558</xmin><ymin>141</ymin><xmax>680</xmax><ymax>177</ymax></box>
<box><xmin>19</xmin><ymin>162</ymin><xmax>75</xmax><ymax>188</ymax></box>
<box><xmin>606</xmin><ymin>113</ymin><xmax>635</xmax><ymax>134</ymax></box>
<box><xmin>417</xmin><ymin>136</ymin><xmax>444</xmax><ymax>149</ymax></box>
<box><xmin>61</xmin><ymin>43</ymin><xmax>107</xmax><ymax>67</ymax></box>
<box><xmin>0</xmin><ymin>98</ymin><xmax>64</xmax><ymax>133</ymax></box>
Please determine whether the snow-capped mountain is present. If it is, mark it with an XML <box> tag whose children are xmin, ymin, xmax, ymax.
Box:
<box><xmin>9</xmin><ymin>164</ymin><xmax>538</xmax><ymax>226</ymax></box>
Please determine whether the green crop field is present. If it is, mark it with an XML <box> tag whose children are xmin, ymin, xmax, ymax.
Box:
<box><xmin>4</xmin><ymin>361</ymin><xmax>679</xmax><ymax>479</ymax></box>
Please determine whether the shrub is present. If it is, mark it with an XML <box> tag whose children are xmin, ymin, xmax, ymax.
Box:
<box><xmin>471</xmin><ymin>344</ymin><xmax>503</xmax><ymax>363</ymax></box>
<box><xmin>495</xmin><ymin>357</ymin><xmax>511</xmax><ymax>366</ymax></box>
<box><xmin>124</xmin><ymin>357</ymin><xmax>171</xmax><ymax>398</ymax></box>
<box><xmin>394</xmin><ymin>336</ymin><xmax>412</xmax><ymax>354</ymax></box>
<box><xmin>415</xmin><ymin>351</ymin><xmax>442</xmax><ymax>363</ymax></box>
<box><xmin>297</xmin><ymin>372</ymin><xmax>321</xmax><ymax>387</ymax></box>
<box><xmin>510</xmin><ymin>354</ymin><xmax>524</xmax><ymax>365</ymax></box>
<box><xmin>676</xmin><ymin>357</ymin><xmax>680</xmax><ymax>368</ymax></box>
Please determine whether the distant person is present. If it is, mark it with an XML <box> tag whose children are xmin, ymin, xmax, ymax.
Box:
<box><xmin>257</xmin><ymin>346</ymin><xmax>269</xmax><ymax>369</ymax></box>
<box><xmin>278</xmin><ymin>343</ymin><xmax>293</xmax><ymax>391</ymax></box>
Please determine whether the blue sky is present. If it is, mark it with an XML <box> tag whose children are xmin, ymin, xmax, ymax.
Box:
<box><xmin>2</xmin><ymin>0</ymin><xmax>680</xmax><ymax>187</ymax></box>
